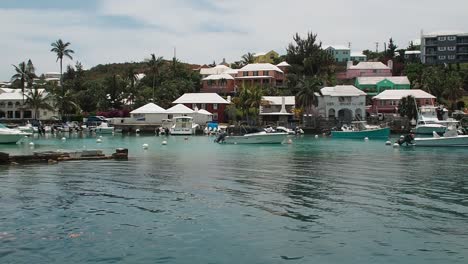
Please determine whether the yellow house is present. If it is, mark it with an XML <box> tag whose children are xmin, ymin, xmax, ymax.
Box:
<box><xmin>253</xmin><ymin>50</ymin><xmax>279</xmax><ymax>63</ymax></box>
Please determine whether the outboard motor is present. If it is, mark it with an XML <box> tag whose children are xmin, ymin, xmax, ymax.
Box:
<box><xmin>214</xmin><ymin>132</ymin><xmax>227</xmax><ymax>143</ymax></box>
<box><xmin>397</xmin><ymin>134</ymin><xmax>415</xmax><ymax>146</ymax></box>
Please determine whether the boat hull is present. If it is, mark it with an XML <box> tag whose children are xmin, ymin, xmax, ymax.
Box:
<box><xmin>0</xmin><ymin>133</ymin><xmax>28</xmax><ymax>144</ymax></box>
<box><xmin>170</xmin><ymin>128</ymin><xmax>195</xmax><ymax>135</ymax></box>
<box><xmin>223</xmin><ymin>133</ymin><xmax>288</xmax><ymax>144</ymax></box>
<box><xmin>414</xmin><ymin>135</ymin><xmax>468</xmax><ymax>147</ymax></box>
<box><xmin>331</xmin><ymin>127</ymin><xmax>390</xmax><ymax>139</ymax></box>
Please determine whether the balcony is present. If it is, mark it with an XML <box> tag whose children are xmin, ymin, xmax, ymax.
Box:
<box><xmin>425</xmin><ymin>41</ymin><xmax>438</xmax><ymax>46</ymax></box>
<box><xmin>457</xmin><ymin>49</ymin><xmax>468</xmax><ymax>54</ymax></box>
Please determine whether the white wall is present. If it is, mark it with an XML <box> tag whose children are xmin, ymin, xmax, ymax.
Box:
<box><xmin>317</xmin><ymin>95</ymin><xmax>366</xmax><ymax>119</ymax></box>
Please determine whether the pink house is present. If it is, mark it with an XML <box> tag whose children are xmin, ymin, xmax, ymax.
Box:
<box><xmin>235</xmin><ymin>63</ymin><xmax>285</xmax><ymax>87</ymax></box>
<box><xmin>343</xmin><ymin>61</ymin><xmax>392</xmax><ymax>79</ymax></box>
<box><xmin>371</xmin><ymin>89</ymin><xmax>436</xmax><ymax>113</ymax></box>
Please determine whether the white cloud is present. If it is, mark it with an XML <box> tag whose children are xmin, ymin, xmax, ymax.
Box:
<box><xmin>1</xmin><ymin>0</ymin><xmax>468</xmax><ymax>80</ymax></box>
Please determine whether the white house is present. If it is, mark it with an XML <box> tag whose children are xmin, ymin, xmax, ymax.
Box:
<box><xmin>316</xmin><ymin>85</ymin><xmax>367</xmax><ymax>122</ymax></box>
<box><xmin>260</xmin><ymin>96</ymin><xmax>295</xmax><ymax>124</ymax></box>
<box><xmin>129</xmin><ymin>103</ymin><xmax>166</xmax><ymax>123</ymax></box>
<box><xmin>0</xmin><ymin>88</ymin><xmax>58</xmax><ymax>120</ymax></box>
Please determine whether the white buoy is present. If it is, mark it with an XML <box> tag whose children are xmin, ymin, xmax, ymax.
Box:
<box><xmin>400</xmin><ymin>135</ymin><xmax>405</xmax><ymax>139</ymax></box>
<box><xmin>135</xmin><ymin>129</ymin><xmax>140</xmax><ymax>133</ymax></box>
<box><xmin>61</xmin><ymin>137</ymin><xmax>66</xmax><ymax>141</ymax></box>
<box><xmin>393</xmin><ymin>143</ymin><xmax>400</xmax><ymax>148</ymax></box>
<box><xmin>99</xmin><ymin>136</ymin><xmax>103</xmax><ymax>139</ymax></box>
<box><xmin>161</xmin><ymin>140</ymin><xmax>167</xmax><ymax>145</ymax></box>
<box><xmin>142</xmin><ymin>143</ymin><xmax>149</xmax><ymax>149</ymax></box>
<box><xmin>385</xmin><ymin>141</ymin><xmax>392</xmax><ymax>145</ymax></box>
<box><xmin>364</xmin><ymin>137</ymin><xmax>369</xmax><ymax>141</ymax></box>
<box><xmin>315</xmin><ymin>135</ymin><xmax>319</xmax><ymax>139</ymax></box>
<box><xmin>96</xmin><ymin>138</ymin><xmax>102</xmax><ymax>143</ymax></box>
<box><xmin>29</xmin><ymin>142</ymin><xmax>34</xmax><ymax>147</ymax></box>
<box><xmin>287</xmin><ymin>139</ymin><xmax>293</xmax><ymax>144</ymax></box>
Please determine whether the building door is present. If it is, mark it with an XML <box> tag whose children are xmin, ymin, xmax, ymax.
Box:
<box><xmin>338</xmin><ymin>109</ymin><xmax>353</xmax><ymax>123</ymax></box>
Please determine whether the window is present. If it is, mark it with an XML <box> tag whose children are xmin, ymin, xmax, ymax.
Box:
<box><xmin>253</xmin><ymin>71</ymin><xmax>259</xmax><ymax>76</ymax></box>
<box><xmin>438</xmin><ymin>36</ymin><xmax>446</xmax><ymax>41</ymax></box>
<box><xmin>425</xmin><ymin>99</ymin><xmax>430</xmax><ymax>105</ymax></box>
<box><xmin>213</xmin><ymin>103</ymin><xmax>218</xmax><ymax>110</ymax></box>
<box><xmin>7</xmin><ymin>111</ymin><xmax>13</xmax><ymax>118</ymax></box>
<box><xmin>243</xmin><ymin>71</ymin><xmax>248</xmax><ymax>77</ymax></box>
<box><xmin>438</xmin><ymin>46</ymin><xmax>446</xmax><ymax>51</ymax></box>
<box><xmin>448</xmin><ymin>46</ymin><xmax>456</xmax><ymax>51</ymax></box>
<box><xmin>0</xmin><ymin>102</ymin><xmax>4</xmax><ymax>108</ymax></box>
<box><xmin>438</xmin><ymin>55</ymin><xmax>446</xmax><ymax>60</ymax></box>
<box><xmin>448</xmin><ymin>36</ymin><xmax>456</xmax><ymax>41</ymax></box>
<box><xmin>379</xmin><ymin>100</ymin><xmax>385</xmax><ymax>106</ymax></box>
<box><xmin>201</xmin><ymin>103</ymin><xmax>206</xmax><ymax>109</ymax></box>
<box><xmin>14</xmin><ymin>111</ymin><xmax>20</xmax><ymax>118</ymax></box>
<box><xmin>263</xmin><ymin>71</ymin><xmax>269</xmax><ymax>76</ymax></box>
<box><xmin>448</xmin><ymin>55</ymin><xmax>456</xmax><ymax>60</ymax></box>
<box><xmin>192</xmin><ymin>103</ymin><xmax>197</xmax><ymax>109</ymax></box>
<box><xmin>7</xmin><ymin>102</ymin><xmax>13</xmax><ymax>108</ymax></box>
<box><xmin>213</xmin><ymin>113</ymin><xmax>218</xmax><ymax>121</ymax></box>
<box><xmin>23</xmin><ymin>111</ymin><xmax>32</xmax><ymax>119</ymax></box>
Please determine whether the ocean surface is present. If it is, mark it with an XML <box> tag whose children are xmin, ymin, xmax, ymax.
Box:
<box><xmin>1</xmin><ymin>133</ymin><xmax>467</xmax><ymax>263</ymax></box>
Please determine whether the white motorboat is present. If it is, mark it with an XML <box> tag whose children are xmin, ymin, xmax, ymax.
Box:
<box><xmin>94</xmin><ymin>122</ymin><xmax>115</xmax><ymax>134</ymax></box>
<box><xmin>414</xmin><ymin>129</ymin><xmax>468</xmax><ymax>147</ymax></box>
<box><xmin>170</xmin><ymin>116</ymin><xmax>198</xmax><ymax>135</ymax></box>
<box><xmin>0</xmin><ymin>123</ymin><xmax>32</xmax><ymax>144</ymax></box>
<box><xmin>217</xmin><ymin>131</ymin><xmax>288</xmax><ymax>144</ymax></box>
<box><xmin>412</xmin><ymin>106</ymin><xmax>458</xmax><ymax>135</ymax></box>
<box><xmin>17</xmin><ymin>123</ymin><xmax>34</xmax><ymax>133</ymax></box>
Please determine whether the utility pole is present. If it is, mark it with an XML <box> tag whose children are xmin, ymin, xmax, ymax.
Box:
<box><xmin>375</xmin><ymin>42</ymin><xmax>379</xmax><ymax>53</ymax></box>
<box><xmin>348</xmin><ymin>42</ymin><xmax>351</xmax><ymax>49</ymax></box>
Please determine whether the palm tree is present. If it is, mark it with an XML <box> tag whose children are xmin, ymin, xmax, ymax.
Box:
<box><xmin>52</xmin><ymin>90</ymin><xmax>81</xmax><ymax>118</ymax></box>
<box><xmin>443</xmin><ymin>71</ymin><xmax>464</xmax><ymax>110</ymax></box>
<box><xmin>25</xmin><ymin>87</ymin><xmax>54</xmax><ymax>119</ymax></box>
<box><xmin>11</xmin><ymin>62</ymin><xmax>27</xmax><ymax>104</ymax></box>
<box><xmin>295</xmin><ymin>76</ymin><xmax>322</xmax><ymax>114</ymax></box>
<box><xmin>126</xmin><ymin>66</ymin><xmax>139</xmax><ymax>106</ymax></box>
<box><xmin>241</xmin><ymin>52</ymin><xmax>255</xmax><ymax>66</ymax></box>
<box><xmin>146</xmin><ymin>53</ymin><xmax>164</xmax><ymax>102</ymax></box>
<box><xmin>398</xmin><ymin>95</ymin><xmax>418</xmax><ymax>122</ymax></box>
<box><xmin>51</xmin><ymin>39</ymin><xmax>74</xmax><ymax>118</ymax></box>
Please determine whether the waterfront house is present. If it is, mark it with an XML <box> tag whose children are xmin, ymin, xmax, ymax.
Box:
<box><xmin>201</xmin><ymin>74</ymin><xmax>236</xmax><ymax>95</ymax></box>
<box><xmin>355</xmin><ymin>76</ymin><xmax>410</xmax><ymax>96</ymax></box>
<box><xmin>371</xmin><ymin>89</ymin><xmax>436</xmax><ymax>113</ymax></box>
<box><xmin>173</xmin><ymin>93</ymin><xmax>230</xmax><ymax>123</ymax></box>
<box><xmin>350</xmin><ymin>52</ymin><xmax>367</xmax><ymax>62</ymax></box>
<box><xmin>236</xmin><ymin>63</ymin><xmax>285</xmax><ymax>88</ymax></box>
<box><xmin>253</xmin><ymin>50</ymin><xmax>279</xmax><ymax>63</ymax></box>
<box><xmin>324</xmin><ymin>45</ymin><xmax>351</xmax><ymax>63</ymax></box>
<box><xmin>165</xmin><ymin>104</ymin><xmax>212</xmax><ymax>125</ymax></box>
<box><xmin>404</xmin><ymin>50</ymin><xmax>421</xmax><ymax>62</ymax></box>
<box><xmin>259</xmin><ymin>96</ymin><xmax>295</xmax><ymax>125</ymax></box>
<box><xmin>276</xmin><ymin>61</ymin><xmax>291</xmax><ymax>74</ymax></box>
<box><xmin>0</xmin><ymin>88</ymin><xmax>58</xmax><ymax>120</ymax></box>
<box><xmin>343</xmin><ymin>61</ymin><xmax>392</xmax><ymax>79</ymax></box>
<box><xmin>316</xmin><ymin>85</ymin><xmax>367</xmax><ymax>122</ymax></box>
<box><xmin>130</xmin><ymin>103</ymin><xmax>166</xmax><ymax>123</ymax></box>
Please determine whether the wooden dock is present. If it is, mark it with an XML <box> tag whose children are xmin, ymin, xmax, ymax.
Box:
<box><xmin>0</xmin><ymin>148</ymin><xmax>128</xmax><ymax>165</ymax></box>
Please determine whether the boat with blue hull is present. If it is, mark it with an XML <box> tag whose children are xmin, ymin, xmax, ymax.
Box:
<box><xmin>331</xmin><ymin>121</ymin><xmax>390</xmax><ymax>139</ymax></box>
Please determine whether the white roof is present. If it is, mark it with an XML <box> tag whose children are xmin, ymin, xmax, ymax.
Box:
<box><xmin>373</xmin><ymin>89</ymin><xmax>436</xmax><ymax>100</ymax></box>
<box><xmin>224</xmin><ymin>69</ymin><xmax>239</xmax><ymax>75</ymax></box>
<box><xmin>350</xmin><ymin>52</ymin><xmax>366</xmax><ymax>57</ymax></box>
<box><xmin>405</xmin><ymin>50</ymin><xmax>421</xmax><ymax>55</ymax></box>
<box><xmin>424</xmin><ymin>30</ymin><xmax>467</xmax><ymax>37</ymax></box>
<box><xmin>320</xmin><ymin>85</ymin><xmax>366</xmax><ymax>97</ymax></box>
<box><xmin>200</xmin><ymin>65</ymin><xmax>231</xmax><ymax>75</ymax></box>
<box><xmin>197</xmin><ymin>109</ymin><xmax>213</xmax><ymax>115</ymax></box>
<box><xmin>262</xmin><ymin>96</ymin><xmax>295</xmax><ymax>105</ymax></box>
<box><xmin>348</xmin><ymin>62</ymin><xmax>390</xmax><ymax>70</ymax></box>
<box><xmin>238</xmin><ymin>63</ymin><xmax>283</xmax><ymax>73</ymax></box>
<box><xmin>324</xmin><ymin>45</ymin><xmax>350</xmax><ymax>50</ymax></box>
<box><xmin>165</xmin><ymin>104</ymin><xmax>194</xmax><ymax>114</ymax></box>
<box><xmin>173</xmin><ymin>93</ymin><xmax>230</xmax><ymax>104</ymax></box>
<box><xmin>0</xmin><ymin>88</ymin><xmax>48</xmax><ymax>100</ymax></box>
<box><xmin>276</xmin><ymin>61</ymin><xmax>291</xmax><ymax>67</ymax></box>
<box><xmin>136</xmin><ymin>73</ymin><xmax>146</xmax><ymax>81</ymax></box>
<box><xmin>202</xmin><ymin>73</ymin><xmax>235</xmax><ymax>81</ymax></box>
<box><xmin>356</xmin><ymin>76</ymin><xmax>410</xmax><ymax>85</ymax></box>
<box><xmin>130</xmin><ymin>103</ymin><xmax>166</xmax><ymax>114</ymax></box>
<box><xmin>253</xmin><ymin>52</ymin><xmax>267</xmax><ymax>57</ymax></box>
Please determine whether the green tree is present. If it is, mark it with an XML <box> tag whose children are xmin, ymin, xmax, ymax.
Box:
<box><xmin>295</xmin><ymin>76</ymin><xmax>322</xmax><ymax>116</ymax></box>
<box><xmin>385</xmin><ymin>37</ymin><xmax>398</xmax><ymax>59</ymax></box>
<box><xmin>50</xmin><ymin>39</ymin><xmax>74</xmax><ymax>118</ymax></box>
<box><xmin>285</xmin><ymin>32</ymin><xmax>334</xmax><ymax>77</ymax></box>
<box><xmin>241</xmin><ymin>52</ymin><xmax>255</xmax><ymax>66</ymax></box>
<box><xmin>420</xmin><ymin>66</ymin><xmax>445</xmax><ymax>100</ymax></box>
<box><xmin>146</xmin><ymin>53</ymin><xmax>164</xmax><ymax>102</ymax></box>
<box><xmin>25</xmin><ymin>87</ymin><xmax>54</xmax><ymax>119</ymax></box>
<box><xmin>443</xmin><ymin>71</ymin><xmax>464</xmax><ymax>110</ymax></box>
<box><xmin>11</xmin><ymin>62</ymin><xmax>28</xmax><ymax>104</ymax></box>
<box><xmin>398</xmin><ymin>95</ymin><xmax>418</xmax><ymax>121</ymax></box>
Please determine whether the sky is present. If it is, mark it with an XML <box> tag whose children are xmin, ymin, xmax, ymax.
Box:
<box><xmin>1</xmin><ymin>0</ymin><xmax>467</xmax><ymax>80</ymax></box>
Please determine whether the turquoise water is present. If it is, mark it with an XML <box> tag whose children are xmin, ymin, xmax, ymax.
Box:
<box><xmin>1</xmin><ymin>133</ymin><xmax>468</xmax><ymax>263</ymax></box>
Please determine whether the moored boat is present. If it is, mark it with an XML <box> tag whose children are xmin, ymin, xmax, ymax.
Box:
<box><xmin>218</xmin><ymin>131</ymin><xmax>288</xmax><ymax>144</ymax></box>
<box><xmin>170</xmin><ymin>116</ymin><xmax>198</xmax><ymax>135</ymax></box>
<box><xmin>331</xmin><ymin>121</ymin><xmax>390</xmax><ymax>139</ymax></box>
<box><xmin>0</xmin><ymin>123</ymin><xmax>32</xmax><ymax>144</ymax></box>
<box><xmin>414</xmin><ymin>130</ymin><xmax>468</xmax><ymax>147</ymax></box>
